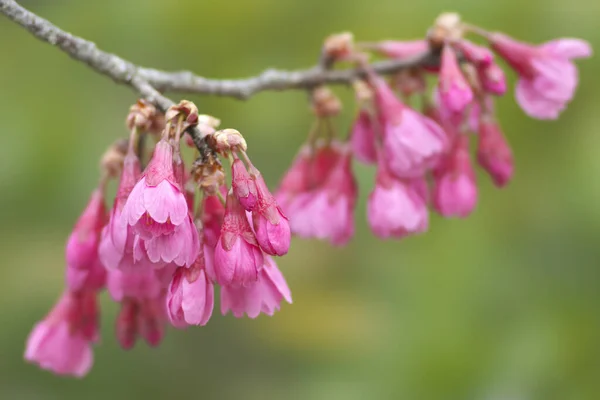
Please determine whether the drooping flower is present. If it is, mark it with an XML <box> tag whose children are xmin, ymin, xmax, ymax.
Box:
<box><xmin>367</xmin><ymin>160</ymin><xmax>429</xmax><ymax>239</ymax></box>
<box><xmin>489</xmin><ymin>34</ymin><xmax>592</xmax><ymax>119</ymax></box>
<box><xmin>278</xmin><ymin>141</ymin><xmax>357</xmax><ymax>246</ymax></box>
<box><xmin>350</xmin><ymin>109</ymin><xmax>378</xmax><ymax>165</ymax></box>
<box><xmin>250</xmin><ymin>168</ymin><xmax>291</xmax><ymax>256</ymax></box>
<box><xmin>433</xmin><ymin>134</ymin><xmax>478</xmax><ymax>218</ymax></box>
<box><xmin>65</xmin><ymin>189</ymin><xmax>106</xmax><ymax>271</ymax></box>
<box><xmin>231</xmin><ymin>158</ymin><xmax>257</xmax><ymax>211</ymax></box>
<box><xmin>368</xmin><ymin>39</ymin><xmax>429</xmax><ymax>59</ymax></box>
<box><xmin>213</xmin><ymin>191</ymin><xmax>264</xmax><ymax>287</ymax></box>
<box><xmin>120</xmin><ymin>139</ymin><xmax>199</xmax><ymax>267</ymax></box>
<box><xmin>24</xmin><ymin>291</ymin><xmax>99</xmax><ymax>378</ymax></box>
<box><xmin>373</xmin><ymin>79</ymin><xmax>448</xmax><ymax>178</ymax></box>
<box><xmin>438</xmin><ymin>45</ymin><xmax>474</xmax><ymax>113</ymax></box>
<box><xmin>99</xmin><ymin>153</ymin><xmax>158</xmax><ymax>271</ymax></box>
<box><xmin>66</xmin><ymin>258</ymin><xmax>106</xmax><ymax>292</ymax></box>
<box><xmin>221</xmin><ymin>256</ymin><xmax>292</xmax><ymax>319</ymax></box>
<box><xmin>167</xmin><ymin>248</ymin><xmax>214</xmax><ymax>327</ymax></box>
<box><xmin>477</xmin><ymin>117</ymin><xmax>514</xmax><ymax>187</ymax></box>
<box><xmin>107</xmin><ymin>268</ymin><xmax>166</xmax><ymax>349</ymax></box>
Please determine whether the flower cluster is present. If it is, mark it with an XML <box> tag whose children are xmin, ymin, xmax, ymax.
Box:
<box><xmin>25</xmin><ymin>101</ymin><xmax>292</xmax><ymax>377</ymax></box>
<box><xmin>276</xmin><ymin>13</ymin><xmax>590</xmax><ymax>244</ymax></box>
<box><xmin>24</xmin><ymin>12</ymin><xmax>591</xmax><ymax>378</ymax></box>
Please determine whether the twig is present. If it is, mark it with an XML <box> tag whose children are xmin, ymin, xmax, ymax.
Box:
<box><xmin>0</xmin><ymin>0</ymin><xmax>437</xmax><ymax>102</ymax></box>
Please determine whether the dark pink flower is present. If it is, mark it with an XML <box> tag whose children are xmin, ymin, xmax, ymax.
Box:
<box><xmin>374</xmin><ymin>79</ymin><xmax>448</xmax><ymax>178</ymax></box>
<box><xmin>439</xmin><ymin>45</ymin><xmax>474</xmax><ymax>113</ymax></box>
<box><xmin>278</xmin><ymin>142</ymin><xmax>357</xmax><ymax>246</ymax></box>
<box><xmin>250</xmin><ymin>169</ymin><xmax>291</xmax><ymax>256</ymax></box>
<box><xmin>350</xmin><ymin>110</ymin><xmax>377</xmax><ymax>164</ymax></box>
<box><xmin>477</xmin><ymin>117</ymin><xmax>514</xmax><ymax>187</ymax></box>
<box><xmin>65</xmin><ymin>189</ymin><xmax>106</xmax><ymax>271</ymax></box>
<box><xmin>367</xmin><ymin>162</ymin><xmax>429</xmax><ymax>239</ymax></box>
<box><xmin>231</xmin><ymin>158</ymin><xmax>258</xmax><ymax>211</ymax></box>
<box><xmin>115</xmin><ymin>296</ymin><xmax>167</xmax><ymax>349</ymax></box>
<box><xmin>24</xmin><ymin>291</ymin><xmax>99</xmax><ymax>377</ymax></box>
<box><xmin>214</xmin><ymin>191</ymin><xmax>264</xmax><ymax>287</ymax></box>
<box><xmin>433</xmin><ymin>135</ymin><xmax>478</xmax><ymax>218</ymax></box>
<box><xmin>455</xmin><ymin>40</ymin><xmax>494</xmax><ymax>66</ymax></box>
<box><xmin>167</xmin><ymin>250</ymin><xmax>214</xmax><ymax>327</ymax></box>
<box><xmin>489</xmin><ymin>34</ymin><xmax>591</xmax><ymax>119</ymax></box>
<box><xmin>221</xmin><ymin>256</ymin><xmax>292</xmax><ymax>319</ymax></box>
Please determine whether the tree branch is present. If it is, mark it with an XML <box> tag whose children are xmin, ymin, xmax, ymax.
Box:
<box><xmin>0</xmin><ymin>0</ymin><xmax>436</xmax><ymax>103</ymax></box>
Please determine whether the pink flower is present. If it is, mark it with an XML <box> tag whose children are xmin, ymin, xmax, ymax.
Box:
<box><xmin>231</xmin><ymin>158</ymin><xmax>258</xmax><ymax>210</ymax></box>
<box><xmin>479</xmin><ymin>62</ymin><xmax>507</xmax><ymax>95</ymax></box>
<box><xmin>350</xmin><ymin>110</ymin><xmax>377</xmax><ymax>164</ymax></box>
<box><xmin>120</xmin><ymin>139</ymin><xmax>198</xmax><ymax>266</ymax></box>
<box><xmin>113</xmin><ymin>294</ymin><xmax>167</xmax><ymax>349</ymax></box>
<box><xmin>370</xmin><ymin>39</ymin><xmax>429</xmax><ymax>59</ymax></box>
<box><xmin>221</xmin><ymin>256</ymin><xmax>292</xmax><ymax>318</ymax></box>
<box><xmin>251</xmin><ymin>169</ymin><xmax>291</xmax><ymax>256</ymax></box>
<box><xmin>455</xmin><ymin>40</ymin><xmax>494</xmax><ymax>66</ymax></box>
<box><xmin>106</xmin><ymin>269</ymin><xmax>163</xmax><ymax>303</ymax></box>
<box><xmin>433</xmin><ymin>135</ymin><xmax>478</xmax><ymax>218</ymax></box>
<box><xmin>65</xmin><ymin>189</ymin><xmax>106</xmax><ymax>271</ymax></box>
<box><xmin>477</xmin><ymin>118</ymin><xmax>514</xmax><ymax>187</ymax></box>
<box><xmin>439</xmin><ymin>45</ymin><xmax>474</xmax><ymax>113</ymax></box>
<box><xmin>214</xmin><ymin>191</ymin><xmax>264</xmax><ymax>287</ymax></box>
<box><xmin>279</xmin><ymin>142</ymin><xmax>357</xmax><ymax>246</ymax></box>
<box><xmin>367</xmin><ymin>163</ymin><xmax>429</xmax><ymax>239</ymax></box>
<box><xmin>374</xmin><ymin>79</ymin><xmax>448</xmax><ymax>178</ymax></box>
<box><xmin>167</xmin><ymin>250</ymin><xmax>214</xmax><ymax>327</ymax></box>
<box><xmin>24</xmin><ymin>291</ymin><xmax>98</xmax><ymax>377</ymax></box>
<box><xmin>489</xmin><ymin>34</ymin><xmax>592</xmax><ymax>119</ymax></box>
<box><xmin>99</xmin><ymin>154</ymin><xmax>159</xmax><ymax>271</ymax></box>
<box><xmin>66</xmin><ymin>258</ymin><xmax>106</xmax><ymax>292</ymax></box>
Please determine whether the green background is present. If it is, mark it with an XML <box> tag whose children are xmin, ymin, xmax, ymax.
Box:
<box><xmin>1</xmin><ymin>0</ymin><xmax>599</xmax><ymax>399</ymax></box>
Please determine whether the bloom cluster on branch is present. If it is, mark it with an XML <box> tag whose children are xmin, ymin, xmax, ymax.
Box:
<box><xmin>23</xmin><ymin>12</ymin><xmax>590</xmax><ymax>378</ymax></box>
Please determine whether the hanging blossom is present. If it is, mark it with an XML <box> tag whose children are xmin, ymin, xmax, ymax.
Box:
<box><xmin>24</xmin><ymin>10</ymin><xmax>591</xmax><ymax>378</ymax></box>
<box><xmin>488</xmin><ymin>33</ymin><xmax>591</xmax><ymax>119</ymax></box>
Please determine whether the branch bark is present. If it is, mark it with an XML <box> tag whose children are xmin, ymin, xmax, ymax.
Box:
<box><xmin>0</xmin><ymin>0</ymin><xmax>436</xmax><ymax>103</ymax></box>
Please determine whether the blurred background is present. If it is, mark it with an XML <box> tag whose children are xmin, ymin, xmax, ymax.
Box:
<box><xmin>1</xmin><ymin>0</ymin><xmax>599</xmax><ymax>399</ymax></box>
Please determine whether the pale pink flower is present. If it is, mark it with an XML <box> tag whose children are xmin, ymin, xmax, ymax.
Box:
<box><xmin>214</xmin><ymin>191</ymin><xmax>264</xmax><ymax>287</ymax></box>
<box><xmin>433</xmin><ymin>135</ymin><xmax>478</xmax><ymax>218</ymax></box>
<box><xmin>374</xmin><ymin>79</ymin><xmax>448</xmax><ymax>178</ymax></box>
<box><xmin>280</xmin><ymin>142</ymin><xmax>357</xmax><ymax>246</ymax></box>
<box><xmin>106</xmin><ymin>269</ymin><xmax>163</xmax><ymax>303</ymax></box>
<box><xmin>65</xmin><ymin>189</ymin><xmax>106</xmax><ymax>271</ymax></box>
<box><xmin>120</xmin><ymin>139</ymin><xmax>198</xmax><ymax>266</ymax></box>
<box><xmin>489</xmin><ymin>34</ymin><xmax>592</xmax><ymax>119</ymax></box>
<box><xmin>24</xmin><ymin>291</ymin><xmax>98</xmax><ymax>377</ymax></box>
<box><xmin>167</xmin><ymin>255</ymin><xmax>214</xmax><ymax>327</ymax></box>
<box><xmin>477</xmin><ymin>117</ymin><xmax>514</xmax><ymax>187</ymax></box>
<box><xmin>350</xmin><ymin>110</ymin><xmax>378</xmax><ymax>164</ymax></box>
<box><xmin>66</xmin><ymin>258</ymin><xmax>106</xmax><ymax>292</ymax></box>
<box><xmin>369</xmin><ymin>39</ymin><xmax>429</xmax><ymax>59</ymax></box>
<box><xmin>250</xmin><ymin>169</ymin><xmax>291</xmax><ymax>256</ymax></box>
<box><xmin>231</xmin><ymin>158</ymin><xmax>258</xmax><ymax>211</ymax></box>
<box><xmin>221</xmin><ymin>256</ymin><xmax>291</xmax><ymax>319</ymax></box>
<box><xmin>367</xmin><ymin>162</ymin><xmax>429</xmax><ymax>239</ymax></box>
<box><xmin>439</xmin><ymin>45</ymin><xmax>474</xmax><ymax>114</ymax></box>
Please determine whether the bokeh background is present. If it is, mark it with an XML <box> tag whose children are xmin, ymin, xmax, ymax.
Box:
<box><xmin>1</xmin><ymin>0</ymin><xmax>599</xmax><ymax>399</ymax></box>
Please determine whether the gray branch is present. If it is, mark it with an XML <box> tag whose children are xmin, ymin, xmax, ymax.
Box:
<box><xmin>0</xmin><ymin>0</ymin><xmax>437</xmax><ymax>104</ymax></box>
